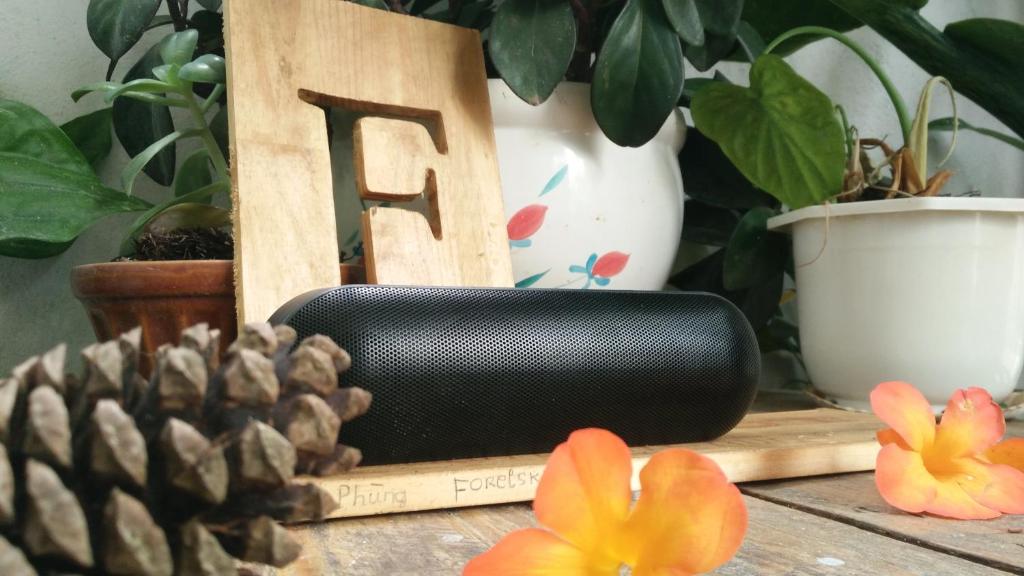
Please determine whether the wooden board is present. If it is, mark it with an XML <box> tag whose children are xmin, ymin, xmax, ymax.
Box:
<box><xmin>226</xmin><ymin>0</ymin><xmax>513</xmax><ymax>324</ymax></box>
<box><xmin>297</xmin><ymin>408</ymin><xmax>883</xmax><ymax>519</ymax></box>
<box><xmin>246</xmin><ymin>494</ymin><xmax>1013</xmax><ymax>575</ymax></box>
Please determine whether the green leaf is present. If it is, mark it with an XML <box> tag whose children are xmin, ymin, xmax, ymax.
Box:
<box><xmin>103</xmin><ymin>78</ymin><xmax>175</xmax><ymax>104</ymax></box>
<box><xmin>86</xmin><ymin>0</ymin><xmax>161</xmax><ymax>64</ymax></box>
<box><xmin>174</xmin><ymin>150</ymin><xmax>214</xmax><ymax>196</ymax></box>
<box><xmin>722</xmin><ymin>206</ymin><xmax>788</xmax><ymax>291</ymax></box>
<box><xmin>60</xmin><ymin>108</ymin><xmax>113</xmax><ymax>168</ymax></box>
<box><xmin>191</xmin><ymin>11</ymin><xmax>225</xmax><ymax>55</ymax></box>
<box><xmin>684</xmin><ymin>32</ymin><xmax>737</xmax><ymax>71</ymax></box>
<box><xmin>197</xmin><ymin>0</ymin><xmax>222</xmax><ymax>11</ymax></box>
<box><xmin>0</xmin><ymin>100</ymin><xmax>93</xmax><ymax>177</ymax></box>
<box><xmin>147</xmin><ymin>14</ymin><xmax>176</xmax><ymax>30</ymax></box>
<box><xmin>490</xmin><ymin>0</ymin><xmax>576</xmax><ymax>105</ymax></box>
<box><xmin>121</xmin><ymin>129</ymin><xmax>201</xmax><ymax>194</ymax></box>
<box><xmin>691</xmin><ymin>55</ymin><xmax>845</xmax><ymax>209</ymax></box>
<box><xmin>680</xmin><ymin>200</ymin><xmax>739</xmax><ymax>247</ymax></box>
<box><xmin>515</xmin><ymin>269</ymin><xmax>550</xmax><ymax>288</ymax></box>
<box><xmin>179</xmin><ymin>54</ymin><xmax>226</xmax><ymax>84</ymax></box>
<box><xmin>733</xmin><ymin>271</ymin><xmax>784</xmax><ymax>331</ymax></box>
<box><xmin>0</xmin><ymin>153</ymin><xmax>150</xmax><ymax>258</ymax></box>
<box><xmin>144</xmin><ymin>203</ymin><xmax>231</xmax><ymax>234</ymax></box>
<box><xmin>72</xmin><ymin>82</ymin><xmax>119</xmax><ymax>102</ymax></box>
<box><xmin>160</xmin><ymin>29</ymin><xmax>199</xmax><ymax>67</ymax></box>
<box><xmin>679</xmin><ymin>127</ymin><xmax>775</xmax><ymax>210</ymax></box>
<box><xmin>209</xmin><ymin>105</ymin><xmax>229</xmax><ymax>160</ymax></box>
<box><xmin>120</xmin><ymin>180</ymin><xmax>229</xmax><ymax>254</ymax></box>
<box><xmin>929</xmin><ymin>117</ymin><xmax>1024</xmax><ymax>153</ymax></box>
<box><xmin>741</xmin><ymin>0</ymin><xmax>861</xmax><ymax>55</ymax></box>
<box><xmin>945</xmin><ymin>18</ymin><xmax>1024</xmax><ymax>69</ymax></box>
<box><xmin>592</xmin><ymin>0</ymin><xmax>684</xmax><ymax>147</ymax></box>
<box><xmin>694</xmin><ymin>0</ymin><xmax>742</xmax><ymax>36</ymax></box>
<box><xmin>662</xmin><ymin>0</ymin><xmax>703</xmax><ymax>46</ymax></box>
<box><xmin>733</xmin><ymin>21</ymin><xmax>766</xmax><ymax>62</ymax></box>
<box><xmin>113</xmin><ymin>43</ymin><xmax>176</xmax><ymax>185</ymax></box>
<box><xmin>351</xmin><ymin>0</ymin><xmax>390</xmax><ymax>9</ymax></box>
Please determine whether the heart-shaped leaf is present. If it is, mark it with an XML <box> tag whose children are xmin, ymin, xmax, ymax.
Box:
<box><xmin>113</xmin><ymin>43</ymin><xmax>176</xmax><ymax>185</ymax></box>
<box><xmin>490</xmin><ymin>0</ymin><xmax>576</xmax><ymax>105</ymax></box>
<box><xmin>60</xmin><ymin>108</ymin><xmax>113</xmax><ymax>168</ymax></box>
<box><xmin>174</xmin><ymin>150</ymin><xmax>214</xmax><ymax>197</ymax></box>
<box><xmin>86</xmin><ymin>0</ymin><xmax>161</xmax><ymax>65</ymax></box>
<box><xmin>160</xmin><ymin>29</ymin><xmax>199</xmax><ymax>67</ymax></box>
<box><xmin>179</xmin><ymin>54</ymin><xmax>226</xmax><ymax>84</ymax></box>
<box><xmin>592</xmin><ymin>0</ymin><xmax>684</xmax><ymax>147</ymax></box>
<box><xmin>691</xmin><ymin>55</ymin><xmax>845</xmax><ymax>208</ymax></box>
<box><xmin>0</xmin><ymin>153</ymin><xmax>150</xmax><ymax>258</ymax></box>
<box><xmin>662</xmin><ymin>0</ymin><xmax>704</xmax><ymax>46</ymax></box>
<box><xmin>722</xmin><ymin>206</ymin><xmax>788</xmax><ymax>291</ymax></box>
<box><xmin>0</xmin><ymin>100</ymin><xmax>93</xmax><ymax>177</ymax></box>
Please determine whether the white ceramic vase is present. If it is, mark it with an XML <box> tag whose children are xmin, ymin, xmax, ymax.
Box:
<box><xmin>489</xmin><ymin>80</ymin><xmax>687</xmax><ymax>290</ymax></box>
<box><xmin>768</xmin><ymin>198</ymin><xmax>1024</xmax><ymax>410</ymax></box>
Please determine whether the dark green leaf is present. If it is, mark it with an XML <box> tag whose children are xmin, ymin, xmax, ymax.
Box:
<box><xmin>662</xmin><ymin>0</ymin><xmax>703</xmax><ymax>46</ymax></box>
<box><xmin>681</xmin><ymin>200</ymin><xmax>739</xmax><ymax>246</ymax></box>
<box><xmin>147</xmin><ymin>14</ymin><xmax>175</xmax><ymax>30</ymax></box>
<box><xmin>86</xmin><ymin>0</ymin><xmax>161</xmax><ymax>64</ymax></box>
<box><xmin>592</xmin><ymin>0</ymin><xmax>684</xmax><ymax>147</ymax></box>
<box><xmin>679</xmin><ymin>127</ymin><xmax>775</xmax><ymax>210</ymax></box>
<box><xmin>122</xmin><ymin>129</ymin><xmax>200</xmax><ymax>193</ymax></box>
<box><xmin>175</xmin><ymin>150</ymin><xmax>214</xmax><ymax>196</ymax></box>
<box><xmin>144</xmin><ymin>203</ymin><xmax>230</xmax><ymax>234</ymax></box>
<box><xmin>191</xmin><ymin>11</ymin><xmax>225</xmax><ymax>55</ymax></box>
<box><xmin>929</xmin><ymin>117</ymin><xmax>1024</xmax><ymax>152</ymax></box>
<box><xmin>60</xmin><ymin>108</ymin><xmax>113</xmax><ymax>168</ymax></box>
<box><xmin>104</xmin><ymin>78</ymin><xmax>175</xmax><ymax>103</ymax></box>
<box><xmin>733</xmin><ymin>21</ymin><xmax>765</xmax><ymax>62</ymax></box>
<box><xmin>684</xmin><ymin>31</ymin><xmax>737</xmax><ymax>71</ymax></box>
<box><xmin>741</xmin><ymin>0</ymin><xmax>860</xmax><ymax>55</ymax></box>
<box><xmin>113</xmin><ymin>43</ymin><xmax>176</xmax><ymax>185</ymax></box>
<box><xmin>0</xmin><ymin>153</ymin><xmax>150</xmax><ymax>258</ymax></box>
<box><xmin>945</xmin><ymin>18</ymin><xmax>1024</xmax><ymax>69</ymax></box>
<box><xmin>197</xmin><ymin>0</ymin><xmax>222</xmax><ymax>11</ymax></box>
<box><xmin>691</xmin><ymin>55</ymin><xmax>845</xmax><ymax>208</ymax></box>
<box><xmin>678</xmin><ymin>72</ymin><xmax>729</xmax><ymax>107</ymax></box>
<box><xmin>350</xmin><ymin>0</ymin><xmax>390</xmax><ymax>9</ymax></box>
<box><xmin>120</xmin><ymin>180</ymin><xmax>229</xmax><ymax>254</ymax></box>
<box><xmin>179</xmin><ymin>54</ymin><xmax>226</xmax><ymax>84</ymax></box>
<box><xmin>694</xmin><ymin>0</ymin><xmax>742</xmax><ymax>36</ymax></box>
<box><xmin>160</xmin><ymin>29</ymin><xmax>199</xmax><ymax>67</ymax></box>
<box><xmin>490</xmin><ymin>0</ymin><xmax>576</xmax><ymax>105</ymax></box>
<box><xmin>668</xmin><ymin>249</ymin><xmax>726</xmax><ymax>292</ymax></box>
<box><xmin>410</xmin><ymin>0</ymin><xmax>444</xmax><ymax>15</ymax></box>
<box><xmin>732</xmin><ymin>271</ymin><xmax>783</xmax><ymax>331</ymax></box>
<box><xmin>722</xmin><ymin>206</ymin><xmax>788</xmax><ymax>291</ymax></box>
<box><xmin>0</xmin><ymin>100</ymin><xmax>93</xmax><ymax>177</ymax></box>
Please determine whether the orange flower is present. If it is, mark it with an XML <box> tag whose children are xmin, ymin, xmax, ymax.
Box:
<box><xmin>463</xmin><ymin>429</ymin><xmax>747</xmax><ymax>575</ymax></box>
<box><xmin>871</xmin><ymin>381</ymin><xmax>1024</xmax><ymax>519</ymax></box>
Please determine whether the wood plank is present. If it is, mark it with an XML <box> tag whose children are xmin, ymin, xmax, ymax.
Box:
<box><xmin>226</xmin><ymin>0</ymin><xmax>513</xmax><ymax>324</ymax></box>
<box><xmin>249</xmin><ymin>496</ymin><xmax>1009</xmax><ymax>575</ymax></box>
<box><xmin>742</xmin><ymin>422</ymin><xmax>1024</xmax><ymax>574</ymax></box>
<box><xmin>297</xmin><ymin>408</ymin><xmax>882</xmax><ymax>519</ymax></box>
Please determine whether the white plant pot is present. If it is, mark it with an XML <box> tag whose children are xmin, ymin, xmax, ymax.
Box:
<box><xmin>768</xmin><ymin>198</ymin><xmax>1024</xmax><ymax>411</ymax></box>
<box><xmin>489</xmin><ymin>80</ymin><xmax>687</xmax><ymax>290</ymax></box>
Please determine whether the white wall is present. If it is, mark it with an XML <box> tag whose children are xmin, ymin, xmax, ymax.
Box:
<box><xmin>1</xmin><ymin>0</ymin><xmax>1022</xmax><ymax>373</ymax></box>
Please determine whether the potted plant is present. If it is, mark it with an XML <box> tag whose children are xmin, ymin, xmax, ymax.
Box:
<box><xmin>683</xmin><ymin>22</ymin><xmax>1024</xmax><ymax>410</ymax></box>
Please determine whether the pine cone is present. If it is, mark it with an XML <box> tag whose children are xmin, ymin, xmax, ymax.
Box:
<box><xmin>0</xmin><ymin>322</ymin><xmax>371</xmax><ymax>575</ymax></box>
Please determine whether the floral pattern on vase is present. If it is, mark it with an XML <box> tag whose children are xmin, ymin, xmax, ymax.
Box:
<box><xmin>567</xmin><ymin>251</ymin><xmax>631</xmax><ymax>289</ymax></box>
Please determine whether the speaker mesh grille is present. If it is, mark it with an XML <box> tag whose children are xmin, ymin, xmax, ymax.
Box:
<box><xmin>281</xmin><ymin>286</ymin><xmax>759</xmax><ymax>464</ymax></box>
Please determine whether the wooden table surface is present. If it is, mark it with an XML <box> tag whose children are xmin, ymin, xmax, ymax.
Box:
<box><xmin>253</xmin><ymin>393</ymin><xmax>1024</xmax><ymax>576</ymax></box>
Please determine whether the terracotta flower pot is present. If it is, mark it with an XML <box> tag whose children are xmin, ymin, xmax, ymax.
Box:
<box><xmin>71</xmin><ymin>260</ymin><xmax>363</xmax><ymax>375</ymax></box>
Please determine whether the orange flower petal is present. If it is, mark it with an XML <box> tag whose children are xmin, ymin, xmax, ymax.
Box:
<box><xmin>952</xmin><ymin>457</ymin><xmax>1024</xmax><ymax>516</ymax></box>
<box><xmin>870</xmin><ymin>381</ymin><xmax>936</xmax><ymax>451</ymax></box>
<box><xmin>533</xmin><ymin>429</ymin><xmax>632</xmax><ymax>561</ymax></box>
<box><xmin>927</xmin><ymin>477</ymin><xmax>1001</xmax><ymax>520</ymax></box>
<box><xmin>877</xmin><ymin>427</ymin><xmax>910</xmax><ymax>449</ymax></box>
<box><xmin>875</xmin><ymin>443</ymin><xmax>937</xmax><ymax>514</ymax></box>
<box><xmin>463</xmin><ymin>529</ymin><xmax>614</xmax><ymax>576</ymax></box>
<box><xmin>623</xmin><ymin>449</ymin><xmax>747</xmax><ymax>575</ymax></box>
<box><xmin>933</xmin><ymin>388</ymin><xmax>1005</xmax><ymax>458</ymax></box>
<box><xmin>985</xmin><ymin>438</ymin><xmax>1024</xmax><ymax>472</ymax></box>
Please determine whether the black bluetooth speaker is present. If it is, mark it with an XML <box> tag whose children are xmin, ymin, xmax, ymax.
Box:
<box><xmin>269</xmin><ymin>285</ymin><xmax>760</xmax><ymax>465</ymax></box>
